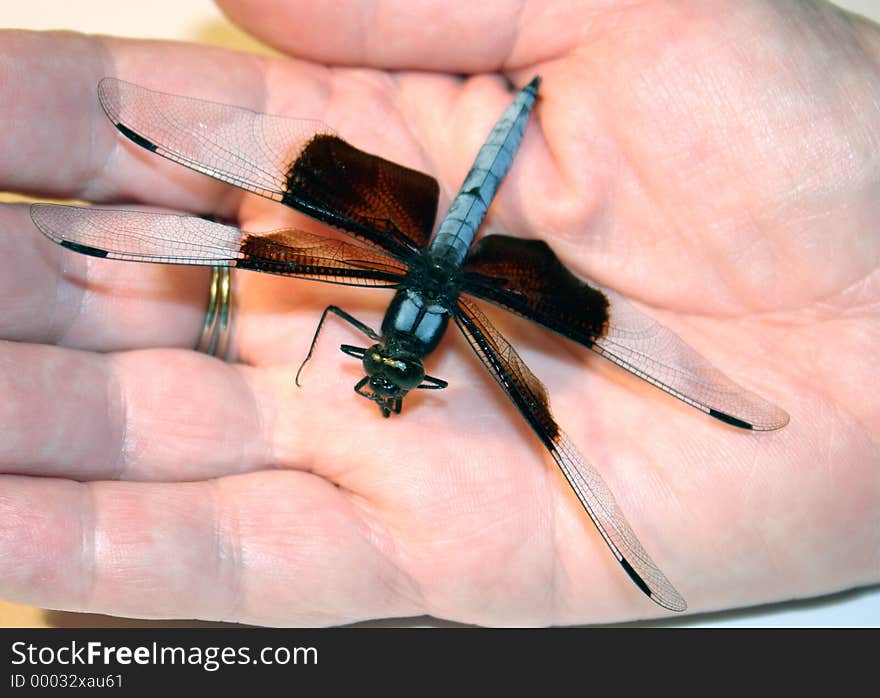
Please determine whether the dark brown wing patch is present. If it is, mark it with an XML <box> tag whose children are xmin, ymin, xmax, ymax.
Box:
<box><xmin>285</xmin><ymin>135</ymin><xmax>439</xmax><ymax>255</ymax></box>
<box><xmin>239</xmin><ymin>229</ymin><xmax>407</xmax><ymax>285</ymax></box>
<box><xmin>462</xmin><ymin>234</ymin><xmax>610</xmax><ymax>343</ymax></box>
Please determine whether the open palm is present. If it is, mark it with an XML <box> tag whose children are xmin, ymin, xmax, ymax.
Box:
<box><xmin>1</xmin><ymin>0</ymin><xmax>877</xmax><ymax>625</ymax></box>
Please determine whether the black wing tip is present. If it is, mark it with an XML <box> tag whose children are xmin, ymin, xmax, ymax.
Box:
<box><xmin>619</xmin><ymin>557</ymin><xmax>687</xmax><ymax>613</ymax></box>
<box><xmin>709</xmin><ymin>409</ymin><xmax>754</xmax><ymax>430</ymax></box>
<box><xmin>525</xmin><ymin>75</ymin><xmax>542</xmax><ymax>93</ymax></box>
<box><xmin>94</xmin><ymin>77</ymin><xmax>157</xmax><ymax>152</ymax></box>
<box><xmin>709</xmin><ymin>408</ymin><xmax>790</xmax><ymax>432</ymax></box>
<box><xmin>29</xmin><ymin>205</ymin><xmax>107</xmax><ymax>256</ymax></box>
<box><xmin>114</xmin><ymin>123</ymin><xmax>158</xmax><ymax>153</ymax></box>
<box><xmin>59</xmin><ymin>240</ymin><xmax>110</xmax><ymax>258</ymax></box>
<box><xmin>619</xmin><ymin>557</ymin><xmax>652</xmax><ymax>596</ymax></box>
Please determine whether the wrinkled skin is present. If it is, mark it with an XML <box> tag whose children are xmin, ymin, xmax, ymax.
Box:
<box><xmin>0</xmin><ymin>0</ymin><xmax>877</xmax><ymax>626</ymax></box>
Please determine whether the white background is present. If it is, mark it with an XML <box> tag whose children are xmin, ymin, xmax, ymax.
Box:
<box><xmin>3</xmin><ymin>0</ymin><xmax>878</xmax><ymax>628</ymax></box>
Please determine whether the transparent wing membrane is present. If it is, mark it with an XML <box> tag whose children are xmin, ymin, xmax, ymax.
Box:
<box><xmin>462</xmin><ymin>235</ymin><xmax>788</xmax><ymax>431</ymax></box>
<box><xmin>97</xmin><ymin>79</ymin><xmax>440</xmax><ymax>256</ymax></box>
<box><xmin>30</xmin><ymin>205</ymin><xmax>407</xmax><ymax>286</ymax></box>
<box><xmin>455</xmin><ymin>297</ymin><xmax>686</xmax><ymax>612</ymax></box>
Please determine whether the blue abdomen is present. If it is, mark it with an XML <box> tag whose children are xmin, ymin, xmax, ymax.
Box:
<box><xmin>428</xmin><ymin>77</ymin><xmax>540</xmax><ymax>266</ymax></box>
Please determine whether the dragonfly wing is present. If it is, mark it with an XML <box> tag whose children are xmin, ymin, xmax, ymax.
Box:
<box><xmin>30</xmin><ymin>204</ymin><xmax>408</xmax><ymax>287</ymax></box>
<box><xmin>97</xmin><ymin>78</ymin><xmax>440</xmax><ymax>258</ymax></box>
<box><xmin>454</xmin><ymin>296</ymin><xmax>687</xmax><ymax>612</ymax></box>
<box><xmin>462</xmin><ymin>234</ymin><xmax>789</xmax><ymax>431</ymax></box>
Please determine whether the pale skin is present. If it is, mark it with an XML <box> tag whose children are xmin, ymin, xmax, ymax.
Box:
<box><xmin>0</xmin><ymin>0</ymin><xmax>877</xmax><ymax>626</ymax></box>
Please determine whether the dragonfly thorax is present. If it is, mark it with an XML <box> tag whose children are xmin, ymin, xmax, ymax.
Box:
<box><xmin>407</xmin><ymin>254</ymin><xmax>462</xmax><ymax>307</ymax></box>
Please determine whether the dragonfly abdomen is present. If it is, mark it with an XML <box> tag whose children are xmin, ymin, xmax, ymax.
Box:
<box><xmin>428</xmin><ymin>77</ymin><xmax>540</xmax><ymax>266</ymax></box>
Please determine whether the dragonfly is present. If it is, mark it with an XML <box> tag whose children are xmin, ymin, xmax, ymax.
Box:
<box><xmin>30</xmin><ymin>76</ymin><xmax>790</xmax><ymax>613</ymax></box>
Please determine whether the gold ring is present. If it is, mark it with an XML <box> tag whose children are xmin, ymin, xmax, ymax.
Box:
<box><xmin>195</xmin><ymin>265</ymin><xmax>232</xmax><ymax>358</ymax></box>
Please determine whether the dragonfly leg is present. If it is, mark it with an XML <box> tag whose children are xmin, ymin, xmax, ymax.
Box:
<box><xmin>353</xmin><ymin>375</ymin><xmax>371</xmax><ymax>397</ymax></box>
<box><xmin>295</xmin><ymin>305</ymin><xmax>380</xmax><ymax>386</ymax></box>
<box><xmin>353</xmin><ymin>375</ymin><xmax>394</xmax><ymax>417</ymax></box>
<box><xmin>417</xmin><ymin>374</ymin><xmax>448</xmax><ymax>390</ymax></box>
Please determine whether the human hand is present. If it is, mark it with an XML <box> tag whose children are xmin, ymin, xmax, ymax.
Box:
<box><xmin>1</xmin><ymin>0</ymin><xmax>877</xmax><ymax>625</ymax></box>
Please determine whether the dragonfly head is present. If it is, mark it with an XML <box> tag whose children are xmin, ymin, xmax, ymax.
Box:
<box><xmin>341</xmin><ymin>343</ymin><xmax>449</xmax><ymax>418</ymax></box>
<box><xmin>362</xmin><ymin>344</ymin><xmax>426</xmax><ymax>397</ymax></box>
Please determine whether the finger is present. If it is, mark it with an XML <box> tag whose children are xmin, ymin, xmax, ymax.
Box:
<box><xmin>1</xmin><ymin>30</ymin><xmax>424</xmax><ymax>212</ymax></box>
<box><xmin>215</xmin><ymin>0</ymin><xmax>566</xmax><ymax>71</ymax></box>
<box><xmin>0</xmin><ymin>471</ymin><xmax>419</xmax><ymax>625</ymax></box>
<box><xmin>1</xmin><ymin>30</ymin><xmax>544</xmax><ymax>217</ymax></box>
<box><xmin>0</xmin><ymin>340</ymin><xmax>275</xmax><ymax>482</ymax></box>
<box><xmin>1</xmin><ymin>203</ymin><xmax>212</xmax><ymax>349</ymax></box>
<box><xmin>0</xmin><ymin>328</ymin><xmax>409</xmax><ymax>484</ymax></box>
<box><xmin>1</xmin><ymin>30</ymin><xmax>279</xmax><ymax>212</ymax></box>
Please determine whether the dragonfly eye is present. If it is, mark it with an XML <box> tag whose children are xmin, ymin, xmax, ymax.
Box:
<box><xmin>362</xmin><ymin>345</ymin><xmax>425</xmax><ymax>393</ymax></box>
